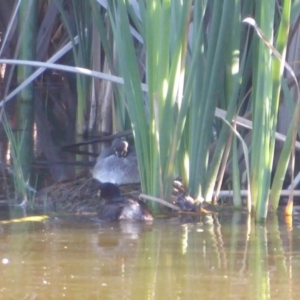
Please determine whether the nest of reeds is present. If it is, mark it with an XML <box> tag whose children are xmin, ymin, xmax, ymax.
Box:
<box><xmin>33</xmin><ymin>170</ymin><xmax>142</xmax><ymax>214</ymax></box>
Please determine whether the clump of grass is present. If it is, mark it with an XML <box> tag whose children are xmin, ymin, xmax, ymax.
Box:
<box><xmin>1</xmin><ymin>111</ymin><xmax>36</xmax><ymax>212</ymax></box>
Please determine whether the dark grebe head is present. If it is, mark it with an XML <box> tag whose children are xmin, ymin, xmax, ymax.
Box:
<box><xmin>99</xmin><ymin>182</ymin><xmax>121</xmax><ymax>202</ymax></box>
<box><xmin>112</xmin><ymin>138</ymin><xmax>129</xmax><ymax>158</ymax></box>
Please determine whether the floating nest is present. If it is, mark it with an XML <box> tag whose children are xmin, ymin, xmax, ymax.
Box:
<box><xmin>31</xmin><ymin>170</ymin><xmax>217</xmax><ymax>218</ymax></box>
<box><xmin>33</xmin><ymin>170</ymin><xmax>141</xmax><ymax>214</ymax></box>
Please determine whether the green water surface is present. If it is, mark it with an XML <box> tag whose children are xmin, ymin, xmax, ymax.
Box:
<box><xmin>0</xmin><ymin>210</ymin><xmax>300</xmax><ymax>299</ymax></box>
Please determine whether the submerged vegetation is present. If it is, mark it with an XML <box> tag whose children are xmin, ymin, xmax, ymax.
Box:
<box><xmin>0</xmin><ymin>0</ymin><xmax>300</xmax><ymax>221</ymax></box>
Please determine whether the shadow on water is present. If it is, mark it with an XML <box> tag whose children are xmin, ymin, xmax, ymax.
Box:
<box><xmin>1</xmin><ymin>210</ymin><xmax>300</xmax><ymax>299</ymax></box>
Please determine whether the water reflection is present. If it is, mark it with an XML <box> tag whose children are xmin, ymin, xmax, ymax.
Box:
<box><xmin>0</xmin><ymin>212</ymin><xmax>300</xmax><ymax>299</ymax></box>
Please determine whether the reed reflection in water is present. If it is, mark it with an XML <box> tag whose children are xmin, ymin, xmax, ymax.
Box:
<box><xmin>0</xmin><ymin>211</ymin><xmax>300</xmax><ymax>299</ymax></box>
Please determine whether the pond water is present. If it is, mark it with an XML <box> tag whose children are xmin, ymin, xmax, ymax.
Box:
<box><xmin>1</xmin><ymin>209</ymin><xmax>300</xmax><ymax>299</ymax></box>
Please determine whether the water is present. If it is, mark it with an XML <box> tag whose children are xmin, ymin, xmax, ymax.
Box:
<box><xmin>1</xmin><ymin>210</ymin><xmax>300</xmax><ymax>299</ymax></box>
